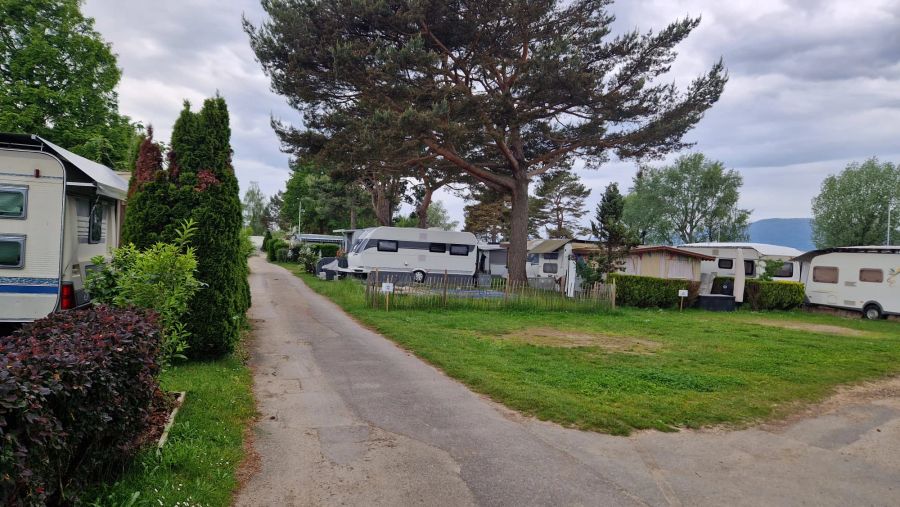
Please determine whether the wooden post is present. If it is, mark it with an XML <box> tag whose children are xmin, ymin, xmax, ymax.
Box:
<box><xmin>374</xmin><ymin>269</ymin><xmax>380</xmax><ymax>309</ymax></box>
<box><xmin>611</xmin><ymin>279</ymin><xmax>616</xmax><ymax>310</ymax></box>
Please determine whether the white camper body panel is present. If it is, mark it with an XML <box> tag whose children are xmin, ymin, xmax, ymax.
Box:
<box><xmin>798</xmin><ymin>248</ymin><xmax>900</xmax><ymax>316</ymax></box>
<box><xmin>0</xmin><ymin>135</ymin><xmax>127</xmax><ymax>322</ymax></box>
<box><xmin>0</xmin><ymin>150</ymin><xmax>66</xmax><ymax>321</ymax></box>
<box><xmin>343</xmin><ymin>227</ymin><xmax>478</xmax><ymax>280</ymax></box>
<box><xmin>526</xmin><ymin>243</ymin><xmax>573</xmax><ymax>280</ymax></box>
<box><xmin>678</xmin><ymin>242</ymin><xmax>803</xmax><ymax>283</ymax></box>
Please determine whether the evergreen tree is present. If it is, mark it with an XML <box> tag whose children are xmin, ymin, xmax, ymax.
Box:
<box><xmin>122</xmin><ymin>128</ymin><xmax>176</xmax><ymax>248</ymax></box>
<box><xmin>167</xmin><ymin>97</ymin><xmax>249</xmax><ymax>357</ymax></box>
<box><xmin>591</xmin><ymin>183</ymin><xmax>637</xmax><ymax>279</ymax></box>
<box><xmin>532</xmin><ymin>167</ymin><xmax>591</xmax><ymax>238</ymax></box>
<box><xmin>463</xmin><ymin>185</ymin><xmax>511</xmax><ymax>243</ymax></box>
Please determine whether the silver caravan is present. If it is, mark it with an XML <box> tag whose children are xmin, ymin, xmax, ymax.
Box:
<box><xmin>794</xmin><ymin>246</ymin><xmax>900</xmax><ymax>319</ymax></box>
<box><xmin>678</xmin><ymin>242</ymin><xmax>804</xmax><ymax>290</ymax></box>
<box><xmin>342</xmin><ymin>226</ymin><xmax>477</xmax><ymax>282</ymax></box>
<box><xmin>0</xmin><ymin>133</ymin><xmax>127</xmax><ymax>322</ymax></box>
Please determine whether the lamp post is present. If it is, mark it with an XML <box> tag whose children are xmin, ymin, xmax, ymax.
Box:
<box><xmin>888</xmin><ymin>195</ymin><xmax>894</xmax><ymax>246</ymax></box>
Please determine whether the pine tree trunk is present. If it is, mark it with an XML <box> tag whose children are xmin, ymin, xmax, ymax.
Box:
<box><xmin>416</xmin><ymin>188</ymin><xmax>433</xmax><ymax>229</ymax></box>
<box><xmin>350</xmin><ymin>207</ymin><xmax>357</xmax><ymax>229</ymax></box>
<box><xmin>507</xmin><ymin>177</ymin><xmax>530</xmax><ymax>282</ymax></box>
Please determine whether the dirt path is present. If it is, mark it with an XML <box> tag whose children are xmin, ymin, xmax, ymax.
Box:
<box><xmin>235</xmin><ymin>257</ymin><xmax>900</xmax><ymax>506</ymax></box>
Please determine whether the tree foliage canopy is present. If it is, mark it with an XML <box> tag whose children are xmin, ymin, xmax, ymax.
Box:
<box><xmin>812</xmin><ymin>158</ymin><xmax>900</xmax><ymax>248</ymax></box>
<box><xmin>531</xmin><ymin>166</ymin><xmax>591</xmax><ymax>238</ymax></box>
<box><xmin>242</xmin><ymin>181</ymin><xmax>267</xmax><ymax>235</ymax></box>
<box><xmin>0</xmin><ymin>0</ymin><xmax>138</xmax><ymax>168</ymax></box>
<box><xmin>623</xmin><ymin>153</ymin><xmax>750</xmax><ymax>244</ymax></box>
<box><xmin>246</xmin><ymin>0</ymin><xmax>727</xmax><ymax>279</ymax></box>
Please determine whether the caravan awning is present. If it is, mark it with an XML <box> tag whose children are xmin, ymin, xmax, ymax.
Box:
<box><xmin>39</xmin><ymin>138</ymin><xmax>128</xmax><ymax>201</ymax></box>
<box><xmin>530</xmin><ymin>239</ymin><xmax>571</xmax><ymax>254</ymax></box>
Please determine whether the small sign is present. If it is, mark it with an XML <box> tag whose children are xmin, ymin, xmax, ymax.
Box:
<box><xmin>678</xmin><ymin>289</ymin><xmax>689</xmax><ymax>298</ymax></box>
<box><xmin>380</xmin><ymin>282</ymin><xmax>394</xmax><ymax>294</ymax></box>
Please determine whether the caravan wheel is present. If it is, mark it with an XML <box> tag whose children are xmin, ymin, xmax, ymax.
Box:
<box><xmin>412</xmin><ymin>270</ymin><xmax>427</xmax><ymax>283</ymax></box>
<box><xmin>863</xmin><ymin>304</ymin><xmax>883</xmax><ymax>320</ymax></box>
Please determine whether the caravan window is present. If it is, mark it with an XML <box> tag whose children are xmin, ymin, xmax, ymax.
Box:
<box><xmin>429</xmin><ymin>243</ymin><xmax>447</xmax><ymax>253</ymax></box>
<box><xmin>860</xmin><ymin>269</ymin><xmax>883</xmax><ymax>283</ymax></box>
<box><xmin>718</xmin><ymin>259</ymin><xmax>733</xmax><ymax>269</ymax></box>
<box><xmin>527</xmin><ymin>254</ymin><xmax>539</xmax><ymax>265</ymax></box>
<box><xmin>376</xmin><ymin>240</ymin><xmax>398</xmax><ymax>252</ymax></box>
<box><xmin>543</xmin><ymin>263</ymin><xmax>558</xmax><ymax>274</ymax></box>
<box><xmin>449</xmin><ymin>244</ymin><xmax>469</xmax><ymax>256</ymax></box>
<box><xmin>813</xmin><ymin>266</ymin><xmax>839</xmax><ymax>284</ymax></box>
<box><xmin>774</xmin><ymin>262</ymin><xmax>794</xmax><ymax>278</ymax></box>
<box><xmin>0</xmin><ymin>235</ymin><xmax>25</xmax><ymax>268</ymax></box>
<box><xmin>744</xmin><ymin>260</ymin><xmax>755</xmax><ymax>276</ymax></box>
<box><xmin>0</xmin><ymin>186</ymin><xmax>27</xmax><ymax>219</ymax></box>
<box><xmin>89</xmin><ymin>204</ymin><xmax>103</xmax><ymax>244</ymax></box>
<box><xmin>543</xmin><ymin>252</ymin><xmax>559</xmax><ymax>260</ymax></box>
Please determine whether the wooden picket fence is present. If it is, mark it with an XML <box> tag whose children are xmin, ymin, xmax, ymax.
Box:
<box><xmin>364</xmin><ymin>270</ymin><xmax>615</xmax><ymax>312</ymax></box>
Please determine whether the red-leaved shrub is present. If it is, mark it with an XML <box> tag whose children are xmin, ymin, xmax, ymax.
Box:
<box><xmin>0</xmin><ymin>306</ymin><xmax>164</xmax><ymax>505</ymax></box>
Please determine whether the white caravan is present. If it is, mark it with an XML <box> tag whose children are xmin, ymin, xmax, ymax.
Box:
<box><xmin>678</xmin><ymin>242</ymin><xmax>804</xmax><ymax>285</ymax></box>
<box><xmin>794</xmin><ymin>246</ymin><xmax>900</xmax><ymax>319</ymax></box>
<box><xmin>341</xmin><ymin>226</ymin><xmax>478</xmax><ymax>282</ymax></box>
<box><xmin>0</xmin><ymin>133</ymin><xmax>127</xmax><ymax>322</ymax></box>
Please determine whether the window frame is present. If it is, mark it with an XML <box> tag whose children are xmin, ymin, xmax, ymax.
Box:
<box><xmin>542</xmin><ymin>262</ymin><xmax>558</xmax><ymax>274</ymax></box>
<box><xmin>429</xmin><ymin>243</ymin><xmax>447</xmax><ymax>253</ymax></box>
<box><xmin>744</xmin><ymin>260</ymin><xmax>756</xmax><ymax>276</ymax></box>
<box><xmin>543</xmin><ymin>252</ymin><xmax>559</xmax><ymax>260</ymax></box>
<box><xmin>813</xmin><ymin>266</ymin><xmax>839</xmax><ymax>284</ymax></box>
<box><xmin>527</xmin><ymin>253</ymin><xmax>539</xmax><ymax>265</ymax></box>
<box><xmin>0</xmin><ymin>234</ymin><xmax>26</xmax><ymax>269</ymax></box>
<box><xmin>718</xmin><ymin>258</ymin><xmax>734</xmax><ymax>269</ymax></box>
<box><xmin>773</xmin><ymin>262</ymin><xmax>794</xmax><ymax>278</ymax></box>
<box><xmin>376</xmin><ymin>240</ymin><xmax>398</xmax><ymax>253</ymax></box>
<box><xmin>449</xmin><ymin>244</ymin><xmax>470</xmax><ymax>256</ymax></box>
<box><xmin>859</xmin><ymin>268</ymin><xmax>884</xmax><ymax>283</ymax></box>
<box><xmin>0</xmin><ymin>185</ymin><xmax>28</xmax><ymax>220</ymax></box>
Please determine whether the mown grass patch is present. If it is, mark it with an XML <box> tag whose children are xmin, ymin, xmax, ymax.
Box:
<box><xmin>81</xmin><ymin>355</ymin><xmax>255</xmax><ymax>506</ymax></box>
<box><xmin>278</xmin><ymin>263</ymin><xmax>900</xmax><ymax>435</ymax></box>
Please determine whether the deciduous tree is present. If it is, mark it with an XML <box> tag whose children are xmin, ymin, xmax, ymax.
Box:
<box><xmin>245</xmin><ymin>1</ymin><xmax>727</xmax><ymax>280</ymax></box>
<box><xmin>0</xmin><ymin>0</ymin><xmax>138</xmax><ymax>168</ymax></box>
<box><xmin>623</xmin><ymin>154</ymin><xmax>750</xmax><ymax>244</ymax></box>
<box><xmin>812</xmin><ymin>158</ymin><xmax>900</xmax><ymax>247</ymax></box>
<box><xmin>242</xmin><ymin>181</ymin><xmax>267</xmax><ymax>235</ymax></box>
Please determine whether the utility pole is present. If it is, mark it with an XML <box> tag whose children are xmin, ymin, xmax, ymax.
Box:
<box><xmin>297</xmin><ymin>196</ymin><xmax>302</xmax><ymax>236</ymax></box>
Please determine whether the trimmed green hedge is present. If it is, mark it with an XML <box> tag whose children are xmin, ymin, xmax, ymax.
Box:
<box><xmin>745</xmin><ymin>280</ymin><xmax>805</xmax><ymax>310</ymax></box>
<box><xmin>608</xmin><ymin>273</ymin><xmax>699</xmax><ymax>309</ymax></box>
<box><xmin>310</xmin><ymin>243</ymin><xmax>340</xmax><ymax>258</ymax></box>
<box><xmin>712</xmin><ymin>276</ymin><xmax>804</xmax><ymax>310</ymax></box>
<box><xmin>267</xmin><ymin>239</ymin><xmax>289</xmax><ymax>262</ymax></box>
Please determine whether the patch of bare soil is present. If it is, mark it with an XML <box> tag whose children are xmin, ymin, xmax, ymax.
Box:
<box><xmin>500</xmin><ymin>327</ymin><xmax>661</xmax><ymax>353</ymax></box>
<box><xmin>760</xmin><ymin>376</ymin><xmax>900</xmax><ymax>431</ymax></box>
<box><xmin>752</xmin><ymin>318</ymin><xmax>870</xmax><ymax>337</ymax></box>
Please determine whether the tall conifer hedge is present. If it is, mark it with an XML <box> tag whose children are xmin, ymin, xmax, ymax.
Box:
<box><xmin>123</xmin><ymin>97</ymin><xmax>249</xmax><ymax>357</ymax></box>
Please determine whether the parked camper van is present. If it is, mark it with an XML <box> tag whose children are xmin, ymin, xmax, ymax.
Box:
<box><xmin>341</xmin><ymin>227</ymin><xmax>478</xmax><ymax>282</ymax></box>
<box><xmin>794</xmin><ymin>246</ymin><xmax>900</xmax><ymax>319</ymax></box>
<box><xmin>677</xmin><ymin>243</ymin><xmax>803</xmax><ymax>293</ymax></box>
<box><xmin>0</xmin><ymin>133</ymin><xmax>127</xmax><ymax>322</ymax></box>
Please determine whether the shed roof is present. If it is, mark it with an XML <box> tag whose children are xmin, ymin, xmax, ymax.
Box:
<box><xmin>631</xmin><ymin>245</ymin><xmax>715</xmax><ymax>261</ymax></box>
<box><xmin>792</xmin><ymin>245</ymin><xmax>900</xmax><ymax>263</ymax></box>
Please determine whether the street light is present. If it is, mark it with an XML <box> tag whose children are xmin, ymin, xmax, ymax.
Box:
<box><xmin>888</xmin><ymin>195</ymin><xmax>895</xmax><ymax>246</ymax></box>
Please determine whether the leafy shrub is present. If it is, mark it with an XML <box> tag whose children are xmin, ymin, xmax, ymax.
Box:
<box><xmin>276</xmin><ymin>247</ymin><xmax>290</xmax><ymax>262</ymax></box>
<box><xmin>608</xmin><ymin>273</ymin><xmax>699</xmax><ymax>308</ymax></box>
<box><xmin>745</xmin><ymin>280</ymin><xmax>805</xmax><ymax>310</ymax></box>
<box><xmin>310</xmin><ymin>243</ymin><xmax>340</xmax><ymax>258</ymax></box>
<box><xmin>296</xmin><ymin>244</ymin><xmax>320</xmax><ymax>273</ymax></box>
<box><xmin>86</xmin><ymin>220</ymin><xmax>201</xmax><ymax>366</ymax></box>
<box><xmin>240</xmin><ymin>227</ymin><xmax>256</xmax><ymax>259</ymax></box>
<box><xmin>0</xmin><ymin>306</ymin><xmax>165</xmax><ymax>505</ymax></box>
<box><xmin>261</xmin><ymin>230</ymin><xmax>272</xmax><ymax>252</ymax></box>
<box><xmin>267</xmin><ymin>239</ymin><xmax>289</xmax><ymax>262</ymax></box>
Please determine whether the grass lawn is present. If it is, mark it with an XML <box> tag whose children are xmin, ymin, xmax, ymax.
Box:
<box><xmin>81</xmin><ymin>354</ymin><xmax>255</xmax><ymax>506</ymax></box>
<box><xmin>279</xmin><ymin>263</ymin><xmax>900</xmax><ymax>436</ymax></box>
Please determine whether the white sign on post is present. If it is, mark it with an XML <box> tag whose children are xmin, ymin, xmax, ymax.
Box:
<box><xmin>381</xmin><ymin>282</ymin><xmax>395</xmax><ymax>294</ymax></box>
<box><xmin>678</xmin><ymin>289</ymin><xmax>689</xmax><ymax>298</ymax></box>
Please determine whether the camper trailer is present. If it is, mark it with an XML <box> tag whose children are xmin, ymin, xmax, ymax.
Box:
<box><xmin>0</xmin><ymin>133</ymin><xmax>127</xmax><ymax>322</ymax></box>
<box><xmin>794</xmin><ymin>246</ymin><xmax>900</xmax><ymax>319</ymax></box>
<box><xmin>677</xmin><ymin>242</ymin><xmax>803</xmax><ymax>293</ymax></box>
<box><xmin>341</xmin><ymin>226</ymin><xmax>478</xmax><ymax>282</ymax></box>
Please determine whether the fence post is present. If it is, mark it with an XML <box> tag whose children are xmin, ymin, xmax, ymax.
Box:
<box><xmin>374</xmin><ymin>269</ymin><xmax>380</xmax><ymax>309</ymax></box>
<box><xmin>611</xmin><ymin>278</ymin><xmax>616</xmax><ymax>310</ymax></box>
<box><xmin>442</xmin><ymin>270</ymin><xmax>449</xmax><ymax>308</ymax></box>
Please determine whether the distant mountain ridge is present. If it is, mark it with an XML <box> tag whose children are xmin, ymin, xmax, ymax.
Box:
<box><xmin>748</xmin><ymin>218</ymin><xmax>814</xmax><ymax>252</ymax></box>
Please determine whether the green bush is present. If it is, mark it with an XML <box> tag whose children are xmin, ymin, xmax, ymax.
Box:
<box><xmin>86</xmin><ymin>220</ymin><xmax>201</xmax><ymax>366</ymax></box>
<box><xmin>262</xmin><ymin>230</ymin><xmax>272</xmax><ymax>252</ymax></box>
<box><xmin>296</xmin><ymin>244</ymin><xmax>319</xmax><ymax>273</ymax></box>
<box><xmin>608</xmin><ymin>273</ymin><xmax>699</xmax><ymax>309</ymax></box>
<box><xmin>745</xmin><ymin>280</ymin><xmax>805</xmax><ymax>310</ymax></box>
<box><xmin>310</xmin><ymin>243</ymin><xmax>340</xmax><ymax>258</ymax></box>
<box><xmin>267</xmin><ymin>239</ymin><xmax>289</xmax><ymax>262</ymax></box>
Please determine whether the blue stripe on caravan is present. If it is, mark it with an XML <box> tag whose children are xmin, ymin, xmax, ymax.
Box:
<box><xmin>0</xmin><ymin>285</ymin><xmax>59</xmax><ymax>294</ymax></box>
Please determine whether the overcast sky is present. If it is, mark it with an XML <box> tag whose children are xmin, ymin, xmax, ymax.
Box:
<box><xmin>83</xmin><ymin>0</ymin><xmax>900</xmax><ymax>228</ymax></box>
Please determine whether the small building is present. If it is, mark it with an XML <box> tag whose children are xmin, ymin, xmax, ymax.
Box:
<box><xmin>622</xmin><ymin>245</ymin><xmax>714</xmax><ymax>282</ymax></box>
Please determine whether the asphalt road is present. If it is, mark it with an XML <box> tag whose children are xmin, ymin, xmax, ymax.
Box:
<box><xmin>235</xmin><ymin>256</ymin><xmax>900</xmax><ymax>506</ymax></box>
